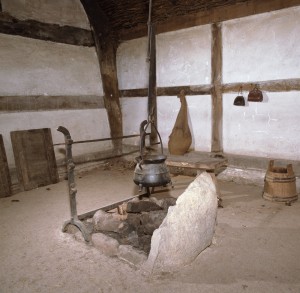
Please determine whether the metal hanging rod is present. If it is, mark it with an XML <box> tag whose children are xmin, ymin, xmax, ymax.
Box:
<box><xmin>53</xmin><ymin>133</ymin><xmax>147</xmax><ymax>146</ymax></box>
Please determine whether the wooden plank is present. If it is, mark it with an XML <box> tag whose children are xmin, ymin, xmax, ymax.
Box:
<box><xmin>0</xmin><ymin>134</ymin><xmax>12</xmax><ymax>197</ymax></box>
<box><xmin>211</xmin><ymin>23</ymin><xmax>223</xmax><ymax>153</ymax></box>
<box><xmin>0</xmin><ymin>13</ymin><xmax>94</xmax><ymax>47</ymax></box>
<box><xmin>11</xmin><ymin>128</ymin><xmax>59</xmax><ymax>191</ymax></box>
<box><xmin>119</xmin><ymin>0</ymin><xmax>300</xmax><ymax>40</ymax></box>
<box><xmin>166</xmin><ymin>155</ymin><xmax>227</xmax><ymax>171</ymax></box>
<box><xmin>0</xmin><ymin>95</ymin><xmax>105</xmax><ymax>112</ymax></box>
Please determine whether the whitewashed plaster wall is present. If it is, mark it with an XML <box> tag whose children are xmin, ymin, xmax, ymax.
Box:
<box><xmin>223</xmin><ymin>7</ymin><xmax>300</xmax><ymax>160</ymax></box>
<box><xmin>118</xmin><ymin>25</ymin><xmax>212</xmax><ymax>151</ymax></box>
<box><xmin>223</xmin><ymin>7</ymin><xmax>300</xmax><ymax>83</ymax></box>
<box><xmin>223</xmin><ymin>92</ymin><xmax>300</xmax><ymax>160</ymax></box>
<box><xmin>157</xmin><ymin>26</ymin><xmax>211</xmax><ymax>87</ymax></box>
<box><xmin>117</xmin><ymin>37</ymin><xmax>149</xmax><ymax>90</ymax></box>
<box><xmin>121</xmin><ymin>97</ymin><xmax>148</xmax><ymax>146</ymax></box>
<box><xmin>1</xmin><ymin>0</ymin><xmax>90</xmax><ymax>29</ymax></box>
<box><xmin>0</xmin><ymin>33</ymin><xmax>110</xmax><ymax>168</ymax></box>
<box><xmin>0</xmin><ymin>34</ymin><xmax>103</xmax><ymax>96</ymax></box>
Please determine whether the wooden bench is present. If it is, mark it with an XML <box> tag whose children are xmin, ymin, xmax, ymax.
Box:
<box><xmin>166</xmin><ymin>155</ymin><xmax>227</xmax><ymax>175</ymax></box>
<box><xmin>166</xmin><ymin>155</ymin><xmax>227</xmax><ymax>202</ymax></box>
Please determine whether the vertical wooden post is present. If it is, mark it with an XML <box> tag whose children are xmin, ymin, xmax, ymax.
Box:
<box><xmin>80</xmin><ymin>0</ymin><xmax>123</xmax><ymax>153</ymax></box>
<box><xmin>148</xmin><ymin>25</ymin><xmax>157</xmax><ymax>145</ymax></box>
<box><xmin>211</xmin><ymin>22</ymin><xmax>223</xmax><ymax>153</ymax></box>
<box><xmin>0</xmin><ymin>135</ymin><xmax>12</xmax><ymax>197</ymax></box>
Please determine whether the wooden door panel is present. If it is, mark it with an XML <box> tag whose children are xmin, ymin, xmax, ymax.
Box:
<box><xmin>11</xmin><ymin>128</ymin><xmax>59</xmax><ymax>191</ymax></box>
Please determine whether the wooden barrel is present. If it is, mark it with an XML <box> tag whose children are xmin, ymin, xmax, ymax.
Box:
<box><xmin>263</xmin><ymin>160</ymin><xmax>298</xmax><ymax>203</ymax></box>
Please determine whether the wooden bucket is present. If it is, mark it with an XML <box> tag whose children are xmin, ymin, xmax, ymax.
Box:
<box><xmin>263</xmin><ymin>160</ymin><xmax>298</xmax><ymax>203</ymax></box>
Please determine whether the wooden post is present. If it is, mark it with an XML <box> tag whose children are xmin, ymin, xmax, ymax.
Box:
<box><xmin>148</xmin><ymin>25</ymin><xmax>158</xmax><ymax>145</ymax></box>
<box><xmin>80</xmin><ymin>0</ymin><xmax>123</xmax><ymax>153</ymax></box>
<box><xmin>211</xmin><ymin>22</ymin><xmax>223</xmax><ymax>153</ymax></box>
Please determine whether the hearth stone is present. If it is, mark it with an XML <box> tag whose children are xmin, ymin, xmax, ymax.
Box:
<box><xmin>93</xmin><ymin>210</ymin><xmax>130</xmax><ymax>236</ymax></box>
<box><xmin>92</xmin><ymin>233</ymin><xmax>120</xmax><ymax>256</ymax></box>
<box><xmin>143</xmin><ymin>172</ymin><xmax>218</xmax><ymax>273</ymax></box>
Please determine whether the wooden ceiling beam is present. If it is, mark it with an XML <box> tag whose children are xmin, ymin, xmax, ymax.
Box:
<box><xmin>0</xmin><ymin>12</ymin><xmax>94</xmax><ymax>46</ymax></box>
<box><xmin>118</xmin><ymin>0</ymin><xmax>300</xmax><ymax>40</ymax></box>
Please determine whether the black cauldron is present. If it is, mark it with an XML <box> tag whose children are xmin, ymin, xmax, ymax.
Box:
<box><xmin>133</xmin><ymin>120</ymin><xmax>171</xmax><ymax>192</ymax></box>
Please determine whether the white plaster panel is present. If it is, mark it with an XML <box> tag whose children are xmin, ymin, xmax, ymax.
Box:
<box><xmin>1</xmin><ymin>0</ymin><xmax>90</xmax><ymax>29</ymax></box>
<box><xmin>117</xmin><ymin>38</ymin><xmax>149</xmax><ymax>90</ymax></box>
<box><xmin>0</xmin><ymin>109</ymin><xmax>111</xmax><ymax>168</ymax></box>
<box><xmin>156</xmin><ymin>26</ymin><xmax>211</xmax><ymax>87</ymax></box>
<box><xmin>157</xmin><ymin>95</ymin><xmax>211</xmax><ymax>152</ymax></box>
<box><xmin>223</xmin><ymin>7</ymin><xmax>300</xmax><ymax>83</ymax></box>
<box><xmin>0</xmin><ymin>34</ymin><xmax>103</xmax><ymax>96</ymax></box>
<box><xmin>223</xmin><ymin>92</ymin><xmax>300</xmax><ymax>160</ymax></box>
<box><xmin>121</xmin><ymin>97</ymin><xmax>148</xmax><ymax>145</ymax></box>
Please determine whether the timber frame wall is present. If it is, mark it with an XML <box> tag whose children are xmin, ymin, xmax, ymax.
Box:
<box><xmin>118</xmin><ymin>0</ymin><xmax>300</xmax><ymax>153</ymax></box>
<box><xmin>1</xmin><ymin>0</ymin><xmax>300</xmax><ymax>153</ymax></box>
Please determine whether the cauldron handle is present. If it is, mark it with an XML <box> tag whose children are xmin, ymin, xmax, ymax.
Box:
<box><xmin>139</xmin><ymin>119</ymin><xmax>164</xmax><ymax>160</ymax></box>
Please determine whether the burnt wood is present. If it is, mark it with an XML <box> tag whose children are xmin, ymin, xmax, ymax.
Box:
<box><xmin>80</xmin><ymin>0</ymin><xmax>123</xmax><ymax>153</ymax></box>
<box><xmin>0</xmin><ymin>13</ymin><xmax>94</xmax><ymax>46</ymax></box>
<box><xmin>11</xmin><ymin>128</ymin><xmax>59</xmax><ymax>191</ymax></box>
<box><xmin>211</xmin><ymin>23</ymin><xmax>223</xmax><ymax>153</ymax></box>
<box><xmin>0</xmin><ymin>95</ymin><xmax>104</xmax><ymax>112</ymax></box>
<box><xmin>0</xmin><ymin>134</ymin><xmax>12</xmax><ymax>197</ymax></box>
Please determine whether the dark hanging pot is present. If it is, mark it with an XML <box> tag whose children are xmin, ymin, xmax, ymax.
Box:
<box><xmin>248</xmin><ymin>85</ymin><xmax>263</xmax><ymax>102</ymax></box>
<box><xmin>233</xmin><ymin>87</ymin><xmax>245</xmax><ymax>106</ymax></box>
<box><xmin>133</xmin><ymin>120</ymin><xmax>171</xmax><ymax>193</ymax></box>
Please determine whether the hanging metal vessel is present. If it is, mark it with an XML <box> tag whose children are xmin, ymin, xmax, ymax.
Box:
<box><xmin>133</xmin><ymin>120</ymin><xmax>171</xmax><ymax>192</ymax></box>
<box><xmin>248</xmin><ymin>85</ymin><xmax>263</xmax><ymax>102</ymax></box>
<box><xmin>233</xmin><ymin>87</ymin><xmax>245</xmax><ymax>106</ymax></box>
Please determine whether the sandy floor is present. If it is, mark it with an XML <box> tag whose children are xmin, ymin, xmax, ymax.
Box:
<box><xmin>1</xmin><ymin>165</ymin><xmax>300</xmax><ymax>293</ymax></box>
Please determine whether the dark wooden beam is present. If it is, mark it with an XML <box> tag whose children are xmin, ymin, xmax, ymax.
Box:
<box><xmin>120</xmin><ymin>84</ymin><xmax>212</xmax><ymax>98</ymax></box>
<box><xmin>119</xmin><ymin>0</ymin><xmax>300</xmax><ymax>41</ymax></box>
<box><xmin>2</xmin><ymin>78</ymin><xmax>296</xmax><ymax>113</ymax></box>
<box><xmin>222</xmin><ymin>78</ymin><xmax>300</xmax><ymax>93</ymax></box>
<box><xmin>211</xmin><ymin>23</ymin><xmax>223</xmax><ymax>153</ymax></box>
<box><xmin>80</xmin><ymin>0</ymin><xmax>123</xmax><ymax>153</ymax></box>
<box><xmin>0</xmin><ymin>95</ymin><xmax>104</xmax><ymax>112</ymax></box>
<box><xmin>120</xmin><ymin>78</ymin><xmax>300</xmax><ymax>98</ymax></box>
<box><xmin>0</xmin><ymin>12</ymin><xmax>94</xmax><ymax>46</ymax></box>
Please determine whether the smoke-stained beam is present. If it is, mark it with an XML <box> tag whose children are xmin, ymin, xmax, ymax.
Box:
<box><xmin>0</xmin><ymin>95</ymin><xmax>104</xmax><ymax>112</ymax></box>
<box><xmin>80</xmin><ymin>0</ymin><xmax>123</xmax><ymax>153</ymax></box>
<box><xmin>0</xmin><ymin>13</ymin><xmax>94</xmax><ymax>46</ymax></box>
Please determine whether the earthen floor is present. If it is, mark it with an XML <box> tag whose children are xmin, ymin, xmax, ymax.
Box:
<box><xmin>1</xmin><ymin>166</ymin><xmax>299</xmax><ymax>293</ymax></box>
